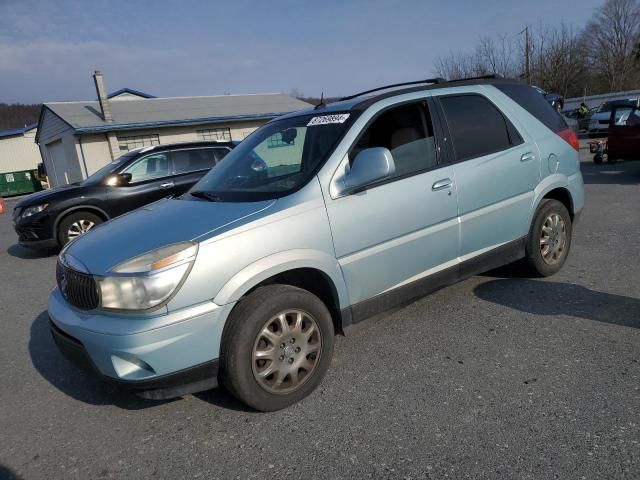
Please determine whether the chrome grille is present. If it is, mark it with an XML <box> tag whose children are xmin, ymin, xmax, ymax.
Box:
<box><xmin>56</xmin><ymin>261</ymin><xmax>99</xmax><ymax>310</ymax></box>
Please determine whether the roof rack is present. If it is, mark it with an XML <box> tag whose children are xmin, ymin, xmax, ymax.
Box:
<box><xmin>339</xmin><ymin>78</ymin><xmax>446</xmax><ymax>101</ymax></box>
<box><xmin>447</xmin><ymin>74</ymin><xmax>503</xmax><ymax>83</ymax></box>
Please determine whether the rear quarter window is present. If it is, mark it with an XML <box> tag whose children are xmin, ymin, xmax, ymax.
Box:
<box><xmin>495</xmin><ymin>83</ymin><xmax>567</xmax><ymax>133</ymax></box>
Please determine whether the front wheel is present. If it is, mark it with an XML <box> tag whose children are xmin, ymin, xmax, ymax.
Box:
<box><xmin>57</xmin><ymin>211</ymin><xmax>103</xmax><ymax>247</ymax></box>
<box><xmin>220</xmin><ymin>284</ymin><xmax>334</xmax><ymax>411</ymax></box>
<box><xmin>522</xmin><ymin>199</ymin><xmax>572</xmax><ymax>277</ymax></box>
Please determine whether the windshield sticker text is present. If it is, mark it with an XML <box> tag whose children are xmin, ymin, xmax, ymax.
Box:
<box><xmin>307</xmin><ymin>114</ymin><xmax>350</xmax><ymax>126</ymax></box>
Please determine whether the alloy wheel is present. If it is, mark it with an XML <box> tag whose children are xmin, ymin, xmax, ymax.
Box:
<box><xmin>67</xmin><ymin>220</ymin><xmax>96</xmax><ymax>240</ymax></box>
<box><xmin>540</xmin><ymin>213</ymin><xmax>566</xmax><ymax>265</ymax></box>
<box><xmin>251</xmin><ymin>309</ymin><xmax>322</xmax><ymax>394</ymax></box>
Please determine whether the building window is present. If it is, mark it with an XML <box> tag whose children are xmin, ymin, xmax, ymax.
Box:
<box><xmin>118</xmin><ymin>134</ymin><xmax>160</xmax><ymax>152</ymax></box>
<box><xmin>267</xmin><ymin>132</ymin><xmax>296</xmax><ymax>149</ymax></box>
<box><xmin>196</xmin><ymin>128</ymin><xmax>231</xmax><ymax>142</ymax></box>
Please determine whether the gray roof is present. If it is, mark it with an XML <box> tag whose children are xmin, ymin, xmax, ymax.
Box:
<box><xmin>43</xmin><ymin>93</ymin><xmax>311</xmax><ymax>134</ymax></box>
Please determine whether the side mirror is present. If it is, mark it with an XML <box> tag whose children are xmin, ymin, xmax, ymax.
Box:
<box><xmin>105</xmin><ymin>172</ymin><xmax>132</xmax><ymax>186</ymax></box>
<box><xmin>343</xmin><ymin>147</ymin><xmax>395</xmax><ymax>193</ymax></box>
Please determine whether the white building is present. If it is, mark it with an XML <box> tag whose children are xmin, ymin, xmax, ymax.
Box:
<box><xmin>36</xmin><ymin>71</ymin><xmax>310</xmax><ymax>187</ymax></box>
<box><xmin>0</xmin><ymin>124</ymin><xmax>40</xmax><ymax>174</ymax></box>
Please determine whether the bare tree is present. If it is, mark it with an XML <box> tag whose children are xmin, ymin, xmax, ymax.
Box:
<box><xmin>530</xmin><ymin>24</ymin><xmax>589</xmax><ymax>97</ymax></box>
<box><xmin>434</xmin><ymin>51</ymin><xmax>484</xmax><ymax>80</ymax></box>
<box><xmin>583</xmin><ymin>0</ymin><xmax>640</xmax><ymax>91</ymax></box>
<box><xmin>435</xmin><ymin>34</ymin><xmax>518</xmax><ymax>80</ymax></box>
<box><xmin>476</xmin><ymin>35</ymin><xmax>519</xmax><ymax>78</ymax></box>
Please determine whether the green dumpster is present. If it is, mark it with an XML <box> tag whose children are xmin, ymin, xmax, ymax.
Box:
<box><xmin>0</xmin><ymin>169</ymin><xmax>43</xmax><ymax>197</ymax></box>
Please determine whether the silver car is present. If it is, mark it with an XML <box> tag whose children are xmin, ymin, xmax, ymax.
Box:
<box><xmin>49</xmin><ymin>78</ymin><xmax>584</xmax><ymax>411</ymax></box>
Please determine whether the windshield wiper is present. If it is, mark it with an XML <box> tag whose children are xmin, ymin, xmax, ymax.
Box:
<box><xmin>190</xmin><ymin>191</ymin><xmax>223</xmax><ymax>202</ymax></box>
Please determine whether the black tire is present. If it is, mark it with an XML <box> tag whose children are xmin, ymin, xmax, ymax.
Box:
<box><xmin>594</xmin><ymin>154</ymin><xmax>603</xmax><ymax>164</ymax></box>
<box><xmin>522</xmin><ymin>199</ymin><xmax>572</xmax><ymax>277</ymax></box>
<box><xmin>57</xmin><ymin>211</ymin><xmax>103</xmax><ymax>247</ymax></box>
<box><xmin>220</xmin><ymin>284</ymin><xmax>334</xmax><ymax>411</ymax></box>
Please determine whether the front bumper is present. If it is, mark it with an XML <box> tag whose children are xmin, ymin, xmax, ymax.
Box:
<box><xmin>13</xmin><ymin>212</ymin><xmax>56</xmax><ymax>249</ymax></box>
<box><xmin>48</xmin><ymin>288</ymin><xmax>234</xmax><ymax>398</ymax></box>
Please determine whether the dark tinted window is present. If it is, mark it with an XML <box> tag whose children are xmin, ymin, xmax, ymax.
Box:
<box><xmin>171</xmin><ymin>148</ymin><xmax>218</xmax><ymax>174</ymax></box>
<box><xmin>214</xmin><ymin>147</ymin><xmax>231</xmax><ymax>161</ymax></box>
<box><xmin>496</xmin><ymin>83</ymin><xmax>567</xmax><ymax>132</ymax></box>
<box><xmin>350</xmin><ymin>102</ymin><xmax>437</xmax><ymax>179</ymax></box>
<box><xmin>440</xmin><ymin>94</ymin><xmax>516</xmax><ymax>162</ymax></box>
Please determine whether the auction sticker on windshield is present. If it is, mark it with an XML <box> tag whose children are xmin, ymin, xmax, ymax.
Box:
<box><xmin>307</xmin><ymin>114</ymin><xmax>350</xmax><ymax>126</ymax></box>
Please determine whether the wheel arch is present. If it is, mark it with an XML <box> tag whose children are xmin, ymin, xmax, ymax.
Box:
<box><xmin>531</xmin><ymin>176</ymin><xmax>575</xmax><ymax>223</ymax></box>
<box><xmin>53</xmin><ymin>205</ymin><xmax>110</xmax><ymax>239</ymax></box>
<box><xmin>214</xmin><ymin>250</ymin><xmax>350</xmax><ymax>334</ymax></box>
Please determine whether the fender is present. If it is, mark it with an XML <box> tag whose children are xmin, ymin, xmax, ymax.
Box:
<box><xmin>53</xmin><ymin>205</ymin><xmax>111</xmax><ymax>236</ymax></box>
<box><xmin>529</xmin><ymin>174</ymin><xmax>573</xmax><ymax>224</ymax></box>
<box><xmin>213</xmin><ymin>248</ymin><xmax>350</xmax><ymax>309</ymax></box>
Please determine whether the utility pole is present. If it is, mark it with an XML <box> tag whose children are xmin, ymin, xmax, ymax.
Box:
<box><xmin>520</xmin><ymin>26</ymin><xmax>531</xmax><ymax>85</ymax></box>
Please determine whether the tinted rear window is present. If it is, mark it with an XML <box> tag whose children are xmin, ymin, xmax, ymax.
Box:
<box><xmin>440</xmin><ymin>94</ymin><xmax>518</xmax><ymax>162</ymax></box>
<box><xmin>496</xmin><ymin>83</ymin><xmax>567</xmax><ymax>132</ymax></box>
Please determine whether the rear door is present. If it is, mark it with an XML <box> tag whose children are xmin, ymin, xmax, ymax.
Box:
<box><xmin>436</xmin><ymin>92</ymin><xmax>539</xmax><ymax>260</ymax></box>
<box><xmin>169</xmin><ymin>147</ymin><xmax>230</xmax><ymax>195</ymax></box>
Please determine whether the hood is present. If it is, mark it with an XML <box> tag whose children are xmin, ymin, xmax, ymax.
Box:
<box><xmin>15</xmin><ymin>183</ymin><xmax>83</xmax><ymax>208</ymax></box>
<box><xmin>64</xmin><ymin>197</ymin><xmax>276</xmax><ymax>274</ymax></box>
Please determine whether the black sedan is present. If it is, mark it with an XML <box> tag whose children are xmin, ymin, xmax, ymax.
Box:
<box><xmin>13</xmin><ymin>141</ymin><xmax>236</xmax><ymax>249</ymax></box>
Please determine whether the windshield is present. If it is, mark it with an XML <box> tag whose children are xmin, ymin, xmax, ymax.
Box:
<box><xmin>189</xmin><ymin>112</ymin><xmax>357</xmax><ymax>201</ymax></box>
<box><xmin>597</xmin><ymin>102</ymin><xmax>613</xmax><ymax>113</ymax></box>
<box><xmin>82</xmin><ymin>151</ymin><xmax>139</xmax><ymax>185</ymax></box>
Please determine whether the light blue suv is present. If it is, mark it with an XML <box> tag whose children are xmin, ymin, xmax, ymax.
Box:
<box><xmin>49</xmin><ymin>78</ymin><xmax>584</xmax><ymax>411</ymax></box>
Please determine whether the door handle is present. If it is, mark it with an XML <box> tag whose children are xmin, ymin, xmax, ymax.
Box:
<box><xmin>432</xmin><ymin>178</ymin><xmax>453</xmax><ymax>191</ymax></box>
<box><xmin>160</xmin><ymin>182</ymin><xmax>174</xmax><ymax>189</ymax></box>
<box><xmin>520</xmin><ymin>152</ymin><xmax>536</xmax><ymax>162</ymax></box>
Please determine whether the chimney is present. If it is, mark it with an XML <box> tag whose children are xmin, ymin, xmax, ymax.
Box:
<box><xmin>92</xmin><ymin>70</ymin><xmax>113</xmax><ymax>122</ymax></box>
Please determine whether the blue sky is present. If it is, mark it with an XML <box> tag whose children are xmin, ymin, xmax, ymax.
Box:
<box><xmin>0</xmin><ymin>0</ymin><xmax>604</xmax><ymax>103</ymax></box>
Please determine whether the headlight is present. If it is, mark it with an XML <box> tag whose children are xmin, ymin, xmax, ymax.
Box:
<box><xmin>21</xmin><ymin>204</ymin><xmax>48</xmax><ymax>218</ymax></box>
<box><xmin>96</xmin><ymin>242</ymin><xmax>198</xmax><ymax>310</ymax></box>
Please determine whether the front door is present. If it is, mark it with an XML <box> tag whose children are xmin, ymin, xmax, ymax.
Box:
<box><xmin>111</xmin><ymin>151</ymin><xmax>175</xmax><ymax>216</ymax></box>
<box><xmin>325</xmin><ymin>100</ymin><xmax>459</xmax><ymax>306</ymax></box>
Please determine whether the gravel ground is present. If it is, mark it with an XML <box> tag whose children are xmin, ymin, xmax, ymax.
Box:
<box><xmin>0</xmin><ymin>145</ymin><xmax>638</xmax><ymax>479</ymax></box>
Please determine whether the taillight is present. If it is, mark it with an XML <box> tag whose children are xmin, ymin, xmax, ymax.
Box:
<box><xmin>556</xmin><ymin>128</ymin><xmax>580</xmax><ymax>151</ymax></box>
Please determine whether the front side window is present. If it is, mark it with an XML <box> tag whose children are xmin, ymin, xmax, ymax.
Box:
<box><xmin>350</xmin><ymin>102</ymin><xmax>437</xmax><ymax>179</ymax></box>
<box><xmin>121</xmin><ymin>153</ymin><xmax>169</xmax><ymax>183</ymax></box>
<box><xmin>190</xmin><ymin>112</ymin><xmax>357</xmax><ymax>202</ymax></box>
<box><xmin>440</xmin><ymin>94</ymin><xmax>519</xmax><ymax>162</ymax></box>
<box><xmin>613</xmin><ymin>107</ymin><xmax>640</xmax><ymax>127</ymax></box>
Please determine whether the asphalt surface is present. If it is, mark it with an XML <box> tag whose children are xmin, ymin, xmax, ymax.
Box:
<box><xmin>1</xmin><ymin>146</ymin><xmax>639</xmax><ymax>479</ymax></box>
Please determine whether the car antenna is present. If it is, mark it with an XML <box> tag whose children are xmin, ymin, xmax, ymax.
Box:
<box><xmin>314</xmin><ymin>92</ymin><xmax>326</xmax><ymax>110</ymax></box>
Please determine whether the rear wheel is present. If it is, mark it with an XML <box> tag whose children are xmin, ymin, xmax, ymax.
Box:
<box><xmin>57</xmin><ymin>211</ymin><xmax>103</xmax><ymax>247</ymax></box>
<box><xmin>220</xmin><ymin>284</ymin><xmax>334</xmax><ymax>411</ymax></box>
<box><xmin>523</xmin><ymin>199</ymin><xmax>572</xmax><ymax>277</ymax></box>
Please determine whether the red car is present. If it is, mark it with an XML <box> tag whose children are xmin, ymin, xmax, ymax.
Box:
<box><xmin>607</xmin><ymin>102</ymin><xmax>640</xmax><ymax>161</ymax></box>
